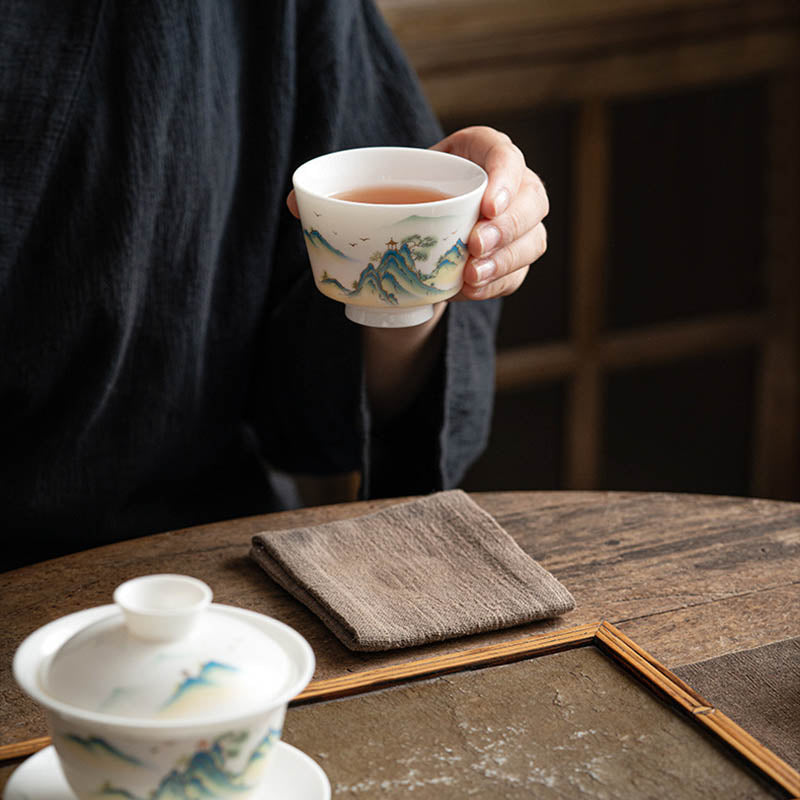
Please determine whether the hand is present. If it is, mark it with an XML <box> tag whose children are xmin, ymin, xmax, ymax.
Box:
<box><xmin>431</xmin><ymin>126</ymin><xmax>548</xmax><ymax>301</ymax></box>
<box><xmin>285</xmin><ymin>126</ymin><xmax>547</xmax><ymax>302</ymax></box>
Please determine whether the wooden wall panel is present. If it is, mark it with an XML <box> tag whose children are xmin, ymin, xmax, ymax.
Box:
<box><xmin>374</xmin><ymin>0</ymin><xmax>800</xmax><ymax>501</ymax></box>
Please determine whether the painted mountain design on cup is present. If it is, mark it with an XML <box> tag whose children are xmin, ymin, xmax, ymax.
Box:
<box><xmin>305</xmin><ymin>229</ymin><xmax>468</xmax><ymax>306</ymax></box>
<box><xmin>61</xmin><ymin>734</ymin><xmax>145</xmax><ymax>767</ymax></box>
<box><xmin>97</xmin><ymin>660</ymin><xmax>241</xmax><ymax>718</ymax></box>
<box><xmin>303</xmin><ymin>228</ymin><xmax>358</xmax><ymax>261</ymax></box>
<box><xmin>424</xmin><ymin>238</ymin><xmax>468</xmax><ymax>282</ymax></box>
<box><xmin>161</xmin><ymin>661</ymin><xmax>238</xmax><ymax>710</ymax></box>
<box><xmin>61</xmin><ymin>728</ymin><xmax>281</xmax><ymax>799</ymax></box>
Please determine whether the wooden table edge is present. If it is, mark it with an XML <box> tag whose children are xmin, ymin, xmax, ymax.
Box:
<box><xmin>5</xmin><ymin>620</ymin><xmax>798</xmax><ymax>796</ymax></box>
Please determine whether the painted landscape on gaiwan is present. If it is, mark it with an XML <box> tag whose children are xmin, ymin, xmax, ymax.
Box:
<box><xmin>59</xmin><ymin>728</ymin><xmax>281</xmax><ymax>799</ymax></box>
<box><xmin>303</xmin><ymin>227</ymin><xmax>468</xmax><ymax>306</ymax></box>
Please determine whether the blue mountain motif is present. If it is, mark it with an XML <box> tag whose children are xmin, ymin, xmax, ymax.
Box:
<box><xmin>378</xmin><ymin>244</ymin><xmax>438</xmax><ymax>290</ymax></box>
<box><xmin>62</xmin><ymin>735</ymin><xmax>144</xmax><ymax>767</ymax></box>
<box><xmin>100</xmin><ymin>687</ymin><xmax>140</xmax><ymax>711</ymax></box>
<box><xmin>423</xmin><ymin>238</ymin><xmax>468</xmax><ymax>280</ymax></box>
<box><xmin>336</xmin><ymin>242</ymin><xmax>446</xmax><ymax>305</ymax></box>
<box><xmin>156</xmin><ymin>747</ymin><xmax>242</xmax><ymax>797</ymax></box>
<box><xmin>380</xmin><ymin>269</ymin><xmax>415</xmax><ymax>298</ymax></box>
<box><xmin>320</xmin><ymin>274</ymin><xmax>353</xmax><ymax>296</ymax></box>
<box><xmin>95</xmin><ymin>729</ymin><xmax>282</xmax><ymax>800</ymax></box>
<box><xmin>393</xmin><ymin>214</ymin><xmax>457</xmax><ymax>225</ymax></box>
<box><xmin>96</xmin><ymin>786</ymin><xmax>140</xmax><ymax>799</ymax></box>
<box><xmin>162</xmin><ymin>661</ymin><xmax>238</xmax><ymax>709</ymax></box>
<box><xmin>303</xmin><ymin>228</ymin><xmax>357</xmax><ymax>260</ymax></box>
<box><xmin>352</xmin><ymin>263</ymin><xmax>399</xmax><ymax>305</ymax></box>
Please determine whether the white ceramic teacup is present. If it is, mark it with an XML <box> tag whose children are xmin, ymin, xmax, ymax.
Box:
<box><xmin>292</xmin><ymin>146</ymin><xmax>488</xmax><ymax>327</ymax></box>
<box><xmin>13</xmin><ymin>575</ymin><xmax>316</xmax><ymax>800</ymax></box>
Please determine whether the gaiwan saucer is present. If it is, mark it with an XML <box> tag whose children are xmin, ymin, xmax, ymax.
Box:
<box><xmin>4</xmin><ymin>742</ymin><xmax>330</xmax><ymax>800</ymax></box>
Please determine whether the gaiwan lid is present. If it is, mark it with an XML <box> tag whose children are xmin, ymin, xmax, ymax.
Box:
<box><xmin>42</xmin><ymin>575</ymin><xmax>294</xmax><ymax>722</ymax></box>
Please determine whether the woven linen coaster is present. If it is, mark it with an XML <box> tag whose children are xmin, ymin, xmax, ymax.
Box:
<box><xmin>250</xmin><ymin>489</ymin><xmax>575</xmax><ymax>651</ymax></box>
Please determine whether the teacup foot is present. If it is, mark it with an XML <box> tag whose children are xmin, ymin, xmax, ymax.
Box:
<box><xmin>344</xmin><ymin>304</ymin><xmax>434</xmax><ymax>328</ymax></box>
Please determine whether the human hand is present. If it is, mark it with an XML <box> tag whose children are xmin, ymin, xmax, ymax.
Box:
<box><xmin>431</xmin><ymin>126</ymin><xmax>548</xmax><ymax>301</ymax></box>
<box><xmin>285</xmin><ymin>126</ymin><xmax>547</xmax><ymax>302</ymax></box>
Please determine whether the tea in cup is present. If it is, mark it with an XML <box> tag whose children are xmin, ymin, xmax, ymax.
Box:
<box><xmin>292</xmin><ymin>146</ymin><xmax>488</xmax><ymax>327</ymax></box>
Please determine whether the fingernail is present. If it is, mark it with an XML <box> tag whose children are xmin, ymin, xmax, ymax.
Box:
<box><xmin>478</xmin><ymin>225</ymin><xmax>501</xmax><ymax>254</ymax></box>
<box><xmin>494</xmin><ymin>188</ymin><xmax>511</xmax><ymax>215</ymax></box>
<box><xmin>473</xmin><ymin>259</ymin><xmax>495</xmax><ymax>284</ymax></box>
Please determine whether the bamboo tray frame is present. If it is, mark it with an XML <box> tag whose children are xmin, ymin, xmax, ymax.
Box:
<box><xmin>294</xmin><ymin>621</ymin><xmax>800</xmax><ymax>797</ymax></box>
<box><xmin>3</xmin><ymin>621</ymin><xmax>799</xmax><ymax>796</ymax></box>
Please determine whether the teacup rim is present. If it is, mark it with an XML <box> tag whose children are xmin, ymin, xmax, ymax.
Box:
<box><xmin>292</xmin><ymin>145</ymin><xmax>488</xmax><ymax>208</ymax></box>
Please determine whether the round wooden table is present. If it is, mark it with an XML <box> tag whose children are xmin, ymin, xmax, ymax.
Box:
<box><xmin>2</xmin><ymin>490</ymin><xmax>799</xmax><ymax>790</ymax></box>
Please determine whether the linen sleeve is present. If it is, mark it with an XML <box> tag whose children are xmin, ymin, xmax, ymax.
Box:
<box><xmin>251</xmin><ymin>0</ymin><xmax>500</xmax><ymax>494</ymax></box>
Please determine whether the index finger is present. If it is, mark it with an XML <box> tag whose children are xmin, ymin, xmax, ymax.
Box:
<box><xmin>286</xmin><ymin>189</ymin><xmax>300</xmax><ymax>219</ymax></box>
<box><xmin>432</xmin><ymin>126</ymin><xmax>525</xmax><ymax>219</ymax></box>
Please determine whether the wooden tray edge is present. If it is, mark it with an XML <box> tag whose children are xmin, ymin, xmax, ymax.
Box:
<box><xmin>4</xmin><ymin>620</ymin><xmax>799</xmax><ymax>797</ymax></box>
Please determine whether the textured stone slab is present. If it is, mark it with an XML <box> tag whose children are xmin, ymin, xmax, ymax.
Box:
<box><xmin>284</xmin><ymin>647</ymin><xmax>785</xmax><ymax>798</ymax></box>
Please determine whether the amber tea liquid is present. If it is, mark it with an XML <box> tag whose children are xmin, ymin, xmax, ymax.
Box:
<box><xmin>331</xmin><ymin>184</ymin><xmax>453</xmax><ymax>204</ymax></box>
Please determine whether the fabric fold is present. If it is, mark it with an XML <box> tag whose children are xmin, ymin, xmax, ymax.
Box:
<box><xmin>250</xmin><ymin>489</ymin><xmax>575</xmax><ymax>651</ymax></box>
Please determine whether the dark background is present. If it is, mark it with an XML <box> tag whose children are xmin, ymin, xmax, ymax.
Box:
<box><xmin>378</xmin><ymin>0</ymin><xmax>800</xmax><ymax>501</ymax></box>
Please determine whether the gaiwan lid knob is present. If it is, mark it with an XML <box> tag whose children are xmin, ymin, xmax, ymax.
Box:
<box><xmin>113</xmin><ymin>574</ymin><xmax>212</xmax><ymax>641</ymax></box>
<box><xmin>42</xmin><ymin>575</ymin><xmax>293</xmax><ymax>721</ymax></box>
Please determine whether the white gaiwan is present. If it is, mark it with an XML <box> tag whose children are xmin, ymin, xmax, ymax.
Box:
<box><xmin>13</xmin><ymin>575</ymin><xmax>315</xmax><ymax>800</ymax></box>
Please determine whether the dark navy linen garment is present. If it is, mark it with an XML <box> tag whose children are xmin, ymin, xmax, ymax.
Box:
<box><xmin>0</xmin><ymin>0</ymin><xmax>499</xmax><ymax>569</ymax></box>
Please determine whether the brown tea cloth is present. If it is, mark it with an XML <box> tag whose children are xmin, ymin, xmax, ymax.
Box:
<box><xmin>675</xmin><ymin>637</ymin><xmax>800</xmax><ymax>770</ymax></box>
<box><xmin>249</xmin><ymin>489</ymin><xmax>575</xmax><ymax>651</ymax></box>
